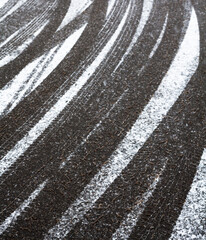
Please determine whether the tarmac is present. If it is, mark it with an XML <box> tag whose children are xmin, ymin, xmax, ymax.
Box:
<box><xmin>0</xmin><ymin>0</ymin><xmax>205</xmax><ymax>239</ymax></box>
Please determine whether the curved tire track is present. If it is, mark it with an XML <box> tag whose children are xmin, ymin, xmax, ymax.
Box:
<box><xmin>0</xmin><ymin>0</ymin><xmax>204</xmax><ymax>239</ymax></box>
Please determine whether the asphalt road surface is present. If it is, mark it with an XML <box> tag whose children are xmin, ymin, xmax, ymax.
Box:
<box><xmin>0</xmin><ymin>0</ymin><xmax>205</xmax><ymax>239</ymax></box>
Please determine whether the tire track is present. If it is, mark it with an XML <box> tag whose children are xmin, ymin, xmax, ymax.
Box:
<box><xmin>0</xmin><ymin>0</ymin><xmax>187</xmax><ymax>223</ymax></box>
<box><xmin>44</xmin><ymin>8</ymin><xmax>199</xmax><ymax>238</ymax></box>
<box><xmin>0</xmin><ymin>24</ymin><xmax>87</xmax><ymax>117</ymax></box>
<box><xmin>0</xmin><ymin>2</ymin><xmax>56</xmax><ymax>59</ymax></box>
<box><xmin>0</xmin><ymin>0</ymin><xmax>117</xmax><ymax>145</ymax></box>
<box><xmin>0</xmin><ymin>1</ymin><xmax>192</xmax><ymax>238</ymax></box>
<box><xmin>0</xmin><ymin>0</ymin><xmax>70</xmax><ymax>88</ymax></box>
<box><xmin>0</xmin><ymin>0</ymin><xmax>204</xmax><ymax>239</ymax></box>
<box><xmin>0</xmin><ymin>0</ymin><xmax>142</xmax><ymax>202</ymax></box>
<box><xmin>0</xmin><ymin>0</ymin><xmax>52</xmax><ymax>43</ymax></box>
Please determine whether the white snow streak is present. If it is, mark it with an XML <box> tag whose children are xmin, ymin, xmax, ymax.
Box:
<box><xmin>0</xmin><ymin>0</ymin><xmax>9</xmax><ymax>9</ymax></box>
<box><xmin>57</xmin><ymin>0</ymin><xmax>92</xmax><ymax>31</ymax></box>
<box><xmin>114</xmin><ymin>0</ymin><xmax>154</xmax><ymax>71</ymax></box>
<box><xmin>0</xmin><ymin>3</ymin><xmax>131</xmax><ymax>177</ymax></box>
<box><xmin>170</xmin><ymin>149</ymin><xmax>206</xmax><ymax>240</ymax></box>
<box><xmin>106</xmin><ymin>0</ymin><xmax>117</xmax><ymax>17</ymax></box>
<box><xmin>149</xmin><ymin>13</ymin><xmax>168</xmax><ymax>58</ymax></box>
<box><xmin>0</xmin><ymin>0</ymin><xmax>29</xmax><ymax>23</ymax></box>
<box><xmin>0</xmin><ymin>24</ymin><xmax>87</xmax><ymax>116</ymax></box>
<box><xmin>0</xmin><ymin>20</ymin><xmax>49</xmax><ymax>67</ymax></box>
<box><xmin>0</xmin><ymin>180</ymin><xmax>47</xmax><ymax>235</ymax></box>
<box><xmin>45</xmin><ymin>7</ymin><xmax>199</xmax><ymax>240</ymax></box>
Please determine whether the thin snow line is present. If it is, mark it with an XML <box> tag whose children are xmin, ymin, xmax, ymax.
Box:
<box><xmin>114</xmin><ymin>0</ymin><xmax>154</xmax><ymax>72</ymax></box>
<box><xmin>60</xmin><ymin>90</ymin><xmax>127</xmax><ymax>169</ymax></box>
<box><xmin>0</xmin><ymin>180</ymin><xmax>48</xmax><ymax>235</ymax></box>
<box><xmin>112</xmin><ymin>172</ymin><xmax>163</xmax><ymax>240</ymax></box>
<box><xmin>149</xmin><ymin>13</ymin><xmax>168</xmax><ymax>58</ymax></box>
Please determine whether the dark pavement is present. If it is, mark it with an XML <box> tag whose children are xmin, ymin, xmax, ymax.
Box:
<box><xmin>0</xmin><ymin>0</ymin><xmax>205</xmax><ymax>239</ymax></box>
